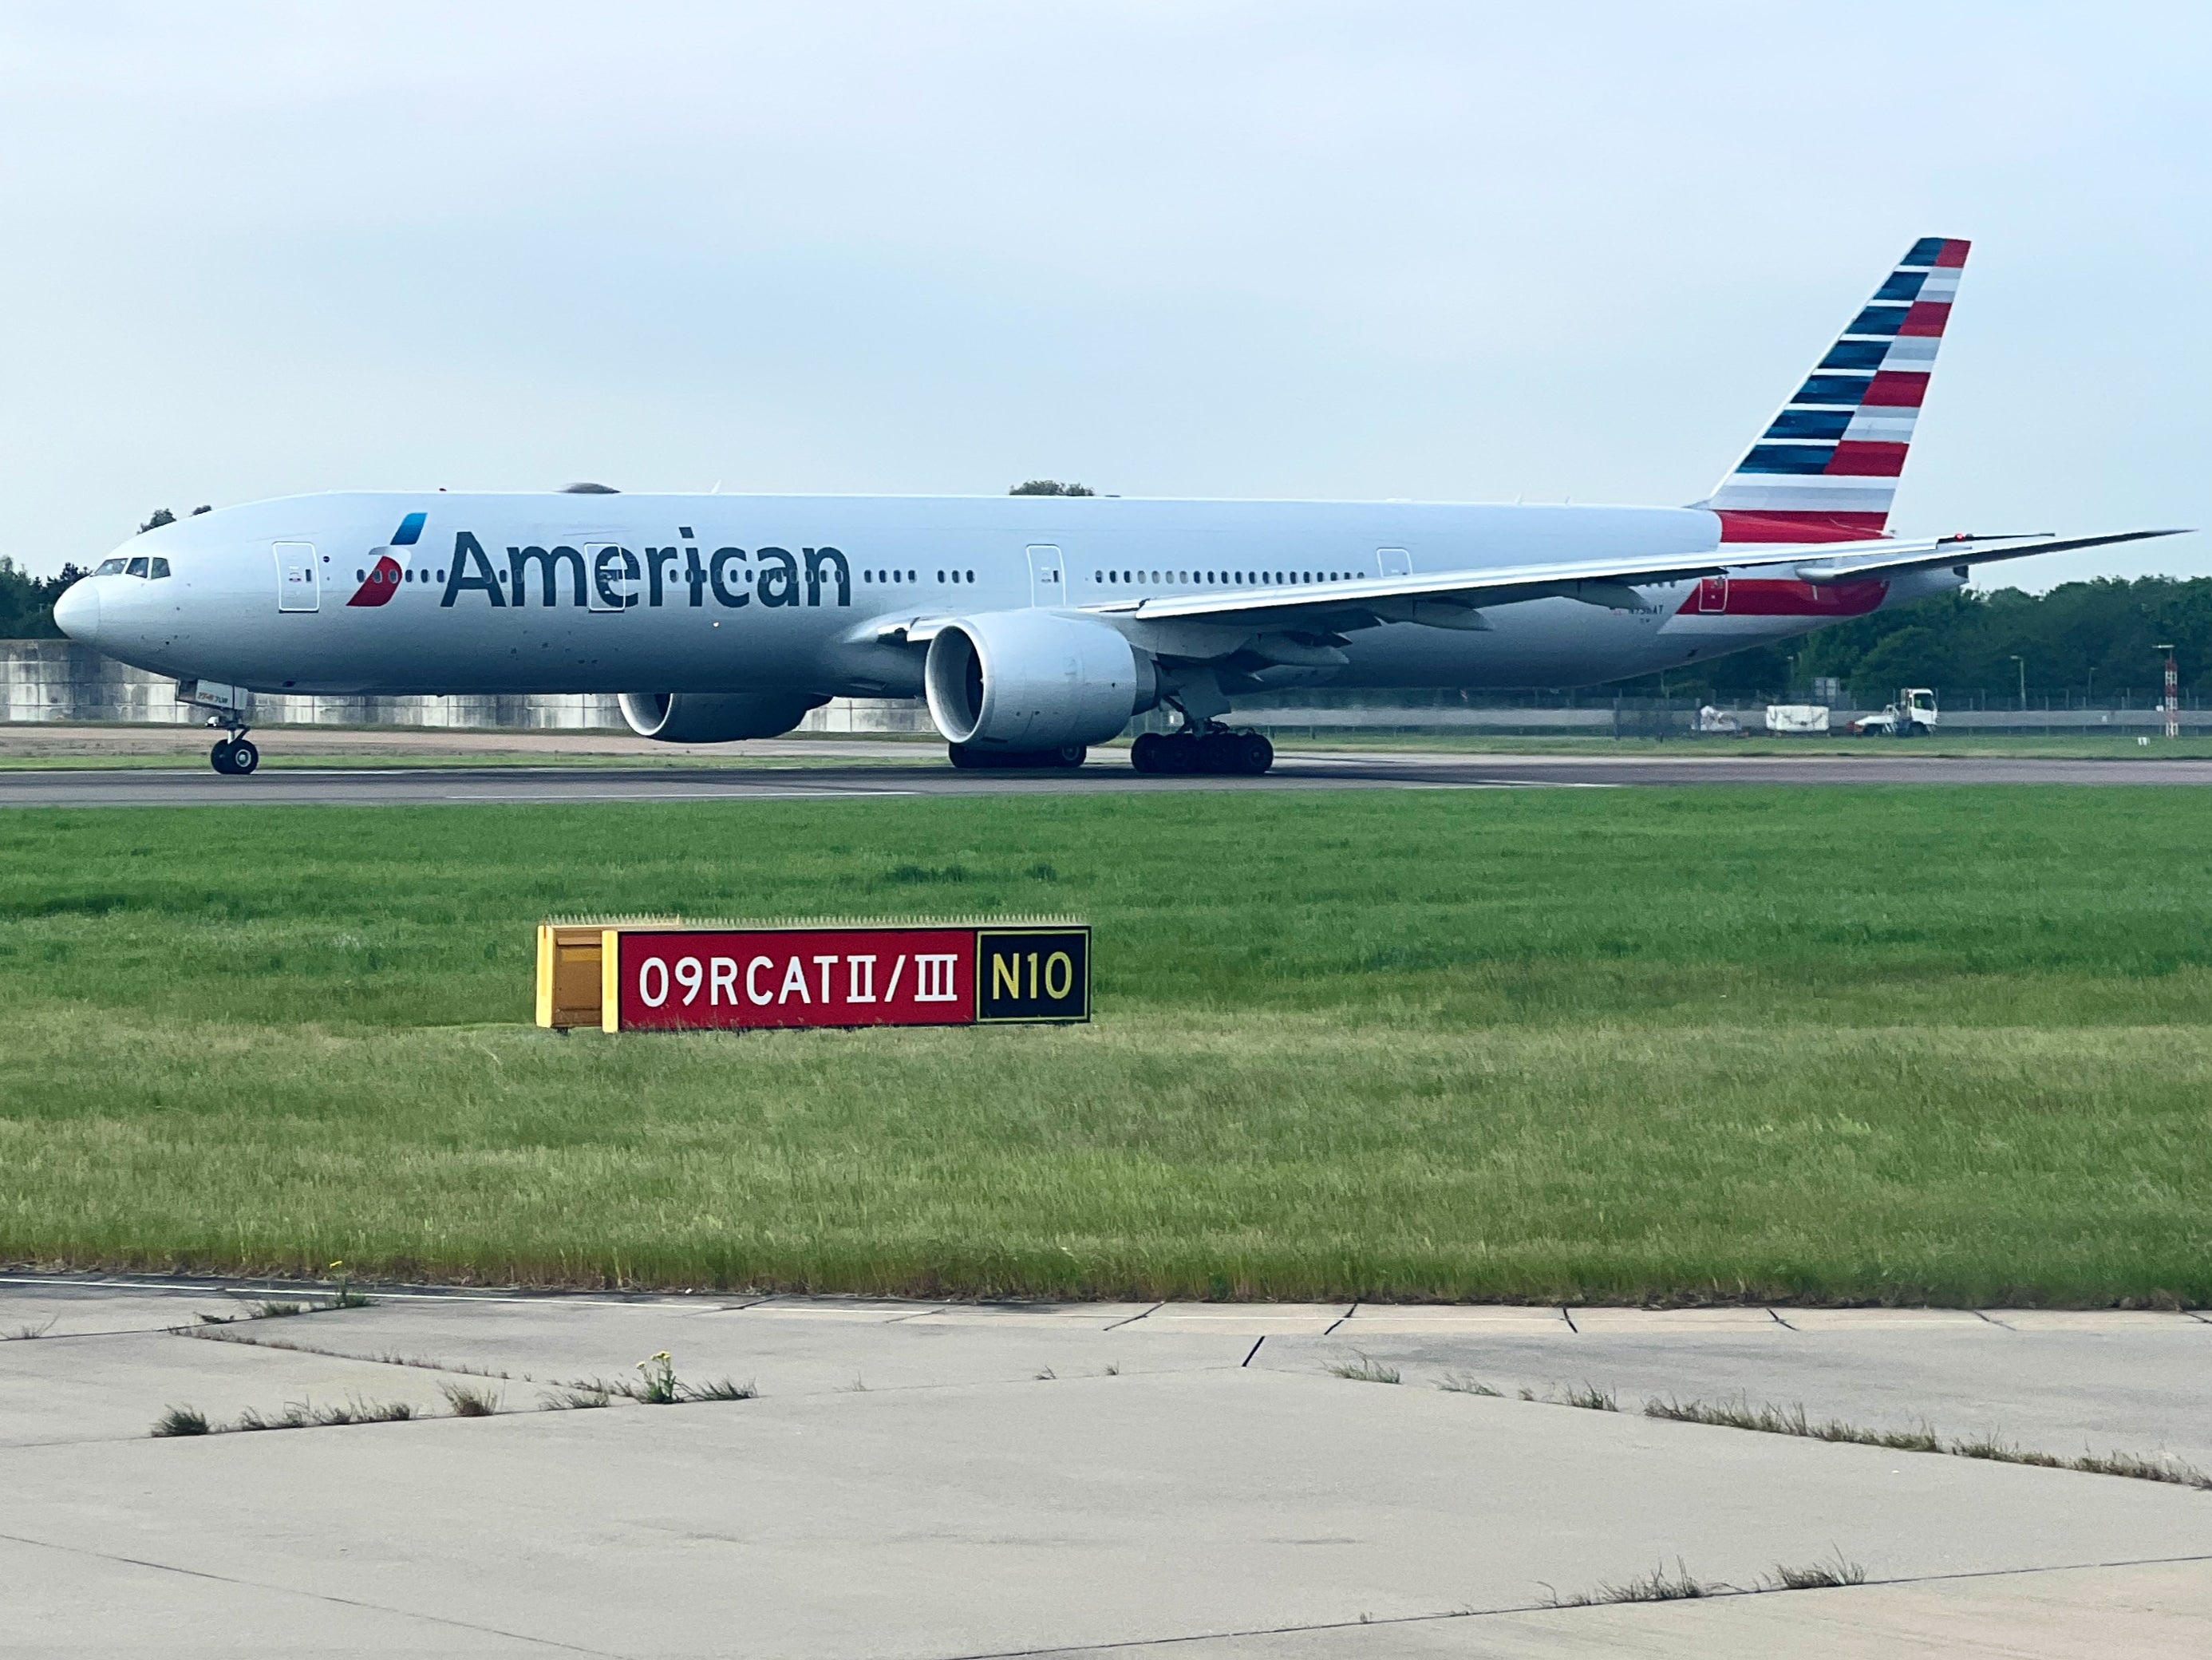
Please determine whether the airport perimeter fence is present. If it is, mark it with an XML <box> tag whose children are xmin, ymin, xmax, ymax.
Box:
<box><xmin>2</xmin><ymin>639</ymin><xmax>2205</xmax><ymax>739</ymax></box>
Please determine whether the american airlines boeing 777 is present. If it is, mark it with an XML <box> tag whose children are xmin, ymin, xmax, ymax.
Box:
<box><xmin>53</xmin><ymin>238</ymin><xmax>2178</xmax><ymax>776</ymax></box>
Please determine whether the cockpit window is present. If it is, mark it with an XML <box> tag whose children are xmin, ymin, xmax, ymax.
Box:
<box><xmin>125</xmin><ymin>556</ymin><xmax>150</xmax><ymax>578</ymax></box>
<box><xmin>95</xmin><ymin>557</ymin><xmax>127</xmax><ymax>575</ymax></box>
<box><xmin>148</xmin><ymin>557</ymin><xmax>172</xmax><ymax>579</ymax></box>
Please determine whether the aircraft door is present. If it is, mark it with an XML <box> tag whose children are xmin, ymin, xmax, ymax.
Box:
<box><xmin>1697</xmin><ymin>576</ymin><xmax>1728</xmax><ymax>613</ymax></box>
<box><xmin>1026</xmin><ymin>544</ymin><xmax>1065</xmax><ymax>607</ymax></box>
<box><xmin>275</xmin><ymin>542</ymin><xmax>319</xmax><ymax>612</ymax></box>
<box><xmin>1378</xmin><ymin>547</ymin><xmax>1412</xmax><ymax>577</ymax></box>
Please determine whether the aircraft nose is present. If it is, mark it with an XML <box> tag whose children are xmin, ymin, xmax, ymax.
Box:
<box><xmin>52</xmin><ymin>579</ymin><xmax>101</xmax><ymax>645</ymax></box>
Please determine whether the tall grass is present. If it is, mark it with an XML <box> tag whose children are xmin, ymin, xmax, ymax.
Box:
<box><xmin>2</xmin><ymin>788</ymin><xmax>2210</xmax><ymax>1301</ymax></box>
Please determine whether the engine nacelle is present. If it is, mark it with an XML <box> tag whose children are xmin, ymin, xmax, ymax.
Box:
<box><xmin>924</xmin><ymin>612</ymin><xmax>1155</xmax><ymax>752</ymax></box>
<box><xmin>618</xmin><ymin>691</ymin><xmax>827</xmax><ymax>743</ymax></box>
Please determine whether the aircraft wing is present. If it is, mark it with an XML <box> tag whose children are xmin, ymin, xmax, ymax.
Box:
<box><xmin>1080</xmin><ymin>528</ymin><xmax>2188</xmax><ymax>631</ymax></box>
<box><xmin>1786</xmin><ymin>528</ymin><xmax>2186</xmax><ymax>585</ymax></box>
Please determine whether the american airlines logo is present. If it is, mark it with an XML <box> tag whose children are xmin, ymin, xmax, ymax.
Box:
<box><xmin>417</xmin><ymin>524</ymin><xmax>851</xmax><ymax>611</ymax></box>
<box><xmin>345</xmin><ymin>511</ymin><xmax>429</xmax><ymax>607</ymax></box>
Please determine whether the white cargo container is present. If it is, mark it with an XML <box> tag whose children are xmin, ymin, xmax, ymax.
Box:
<box><xmin>1765</xmin><ymin>704</ymin><xmax>1831</xmax><ymax>735</ymax></box>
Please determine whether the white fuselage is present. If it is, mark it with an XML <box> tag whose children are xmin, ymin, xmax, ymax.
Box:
<box><xmin>61</xmin><ymin>492</ymin><xmax>1959</xmax><ymax>701</ymax></box>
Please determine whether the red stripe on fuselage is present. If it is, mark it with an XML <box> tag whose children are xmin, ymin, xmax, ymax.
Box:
<box><xmin>346</xmin><ymin>554</ymin><xmax>403</xmax><ymax>607</ymax></box>
<box><xmin>1675</xmin><ymin>579</ymin><xmax>1888</xmax><ymax>619</ymax></box>
<box><xmin>1715</xmin><ymin>511</ymin><xmax>1889</xmax><ymax>543</ymax></box>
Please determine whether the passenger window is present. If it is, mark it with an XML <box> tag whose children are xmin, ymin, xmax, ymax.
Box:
<box><xmin>126</xmin><ymin>556</ymin><xmax>150</xmax><ymax>578</ymax></box>
<box><xmin>148</xmin><ymin>557</ymin><xmax>171</xmax><ymax>579</ymax></box>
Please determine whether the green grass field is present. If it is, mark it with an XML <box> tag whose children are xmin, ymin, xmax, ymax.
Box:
<box><xmin>4</xmin><ymin>786</ymin><xmax>2210</xmax><ymax>1305</ymax></box>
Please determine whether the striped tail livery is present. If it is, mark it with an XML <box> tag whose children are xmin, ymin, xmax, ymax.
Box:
<box><xmin>1700</xmin><ymin>235</ymin><xmax>1969</xmax><ymax>544</ymax></box>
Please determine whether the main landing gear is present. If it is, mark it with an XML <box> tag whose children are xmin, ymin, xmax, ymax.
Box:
<box><xmin>207</xmin><ymin>718</ymin><xmax>259</xmax><ymax>776</ymax></box>
<box><xmin>1130</xmin><ymin>726</ymin><xmax>1274</xmax><ymax>777</ymax></box>
<box><xmin>947</xmin><ymin>742</ymin><xmax>1087</xmax><ymax>770</ymax></box>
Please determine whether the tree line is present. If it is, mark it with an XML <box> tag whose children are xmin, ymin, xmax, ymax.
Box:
<box><xmin>1621</xmin><ymin>576</ymin><xmax>2210</xmax><ymax>704</ymax></box>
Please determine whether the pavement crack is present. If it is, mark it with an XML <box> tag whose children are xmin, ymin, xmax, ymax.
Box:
<box><xmin>1767</xmin><ymin>1307</ymin><xmax>1797</xmax><ymax>1330</ymax></box>
<box><xmin>1101</xmin><ymin>1303</ymin><xmax>1162</xmax><ymax>1331</ymax></box>
<box><xmin>0</xmin><ymin>1528</ymin><xmax>627</xmax><ymax>1656</ymax></box>
<box><xmin>924</xmin><ymin>1551</ymin><xmax>2212</xmax><ymax>1659</ymax></box>
<box><xmin>1239</xmin><ymin>1337</ymin><xmax>1265</xmax><ymax>1367</ymax></box>
<box><xmin>1558</xmin><ymin>1306</ymin><xmax>1578</xmax><ymax>1333</ymax></box>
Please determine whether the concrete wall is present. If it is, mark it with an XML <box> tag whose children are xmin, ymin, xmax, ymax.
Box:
<box><xmin>2</xmin><ymin>639</ymin><xmax>2201</xmax><ymax>737</ymax></box>
<box><xmin>0</xmin><ymin>639</ymin><xmax>933</xmax><ymax>733</ymax></box>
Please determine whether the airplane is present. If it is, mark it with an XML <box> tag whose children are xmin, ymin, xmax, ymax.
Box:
<box><xmin>53</xmin><ymin>236</ymin><xmax>2180</xmax><ymax>777</ymax></box>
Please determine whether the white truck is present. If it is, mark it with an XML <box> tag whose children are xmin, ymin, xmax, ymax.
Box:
<box><xmin>1851</xmin><ymin>688</ymin><xmax>1940</xmax><ymax>737</ymax></box>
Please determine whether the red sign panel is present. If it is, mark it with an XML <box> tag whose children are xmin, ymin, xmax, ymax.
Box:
<box><xmin>615</xmin><ymin>927</ymin><xmax>978</xmax><ymax>1030</ymax></box>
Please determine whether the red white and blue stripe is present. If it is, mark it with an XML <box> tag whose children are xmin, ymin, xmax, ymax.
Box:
<box><xmin>1702</xmin><ymin>236</ymin><xmax>1969</xmax><ymax>543</ymax></box>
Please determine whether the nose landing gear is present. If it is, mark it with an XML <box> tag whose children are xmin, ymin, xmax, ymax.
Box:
<box><xmin>1130</xmin><ymin>725</ymin><xmax>1274</xmax><ymax>777</ymax></box>
<box><xmin>206</xmin><ymin>717</ymin><xmax>259</xmax><ymax>776</ymax></box>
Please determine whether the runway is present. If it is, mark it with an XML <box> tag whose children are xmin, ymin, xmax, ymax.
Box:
<box><xmin>5</xmin><ymin>747</ymin><xmax>2212</xmax><ymax>807</ymax></box>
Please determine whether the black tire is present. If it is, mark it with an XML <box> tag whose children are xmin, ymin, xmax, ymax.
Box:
<box><xmin>209</xmin><ymin>740</ymin><xmax>236</xmax><ymax>775</ymax></box>
<box><xmin>1130</xmin><ymin>733</ymin><xmax>1167</xmax><ymax>774</ymax></box>
<box><xmin>948</xmin><ymin>742</ymin><xmax>982</xmax><ymax>769</ymax></box>
<box><xmin>1051</xmin><ymin>744</ymin><xmax>1086</xmax><ymax>769</ymax></box>
<box><xmin>229</xmin><ymin>738</ymin><xmax>259</xmax><ymax>775</ymax></box>
<box><xmin>1197</xmin><ymin>732</ymin><xmax>1240</xmax><ymax>774</ymax></box>
<box><xmin>1236</xmin><ymin>733</ymin><xmax>1274</xmax><ymax>775</ymax></box>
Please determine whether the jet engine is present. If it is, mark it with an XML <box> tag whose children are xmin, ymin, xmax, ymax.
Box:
<box><xmin>924</xmin><ymin>611</ymin><xmax>1156</xmax><ymax>757</ymax></box>
<box><xmin>617</xmin><ymin>691</ymin><xmax>828</xmax><ymax>743</ymax></box>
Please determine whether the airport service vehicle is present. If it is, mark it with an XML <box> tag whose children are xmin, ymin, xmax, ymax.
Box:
<box><xmin>53</xmin><ymin>237</ymin><xmax>2178</xmax><ymax>777</ymax></box>
<box><xmin>1850</xmin><ymin>688</ymin><xmax>1940</xmax><ymax>737</ymax></box>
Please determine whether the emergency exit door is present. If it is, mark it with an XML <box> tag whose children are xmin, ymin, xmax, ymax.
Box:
<box><xmin>275</xmin><ymin>542</ymin><xmax>319</xmax><ymax>612</ymax></box>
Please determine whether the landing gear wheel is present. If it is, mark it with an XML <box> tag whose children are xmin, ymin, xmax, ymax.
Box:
<box><xmin>1132</xmin><ymin>729</ymin><xmax>1272</xmax><ymax>776</ymax></box>
<box><xmin>950</xmin><ymin>741</ymin><xmax>1086</xmax><ymax>770</ymax></box>
<box><xmin>210</xmin><ymin>739</ymin><xmax>237</xmax><ymax>774</ymax></box>
<box><xmin>1198</xmin><ymin>731</ymin><xmax>1241</xmax><ymax>773</ymax></box>
<box><xmin>228</xmin><ymin>738</ymin><xmax>259</xmax><ymax>775</ymax></box>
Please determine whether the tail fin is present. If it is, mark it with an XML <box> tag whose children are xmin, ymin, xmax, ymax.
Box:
<box><xmin>1700</xmin><ymin>236</ymin><xmax>1969</xmax><ymax>543</ymax></box>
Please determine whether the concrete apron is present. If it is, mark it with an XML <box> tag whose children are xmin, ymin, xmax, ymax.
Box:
<box><xmin>4</xmin><ymin>1281</ymin><xmax>2210</xmax><ymax>1658</ymax></box>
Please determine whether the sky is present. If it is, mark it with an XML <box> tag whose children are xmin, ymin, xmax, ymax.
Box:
<box><xmin>2</xmin><ymin>2</ymin><xmax>2206</xmax><ymax>588</ymax></box>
